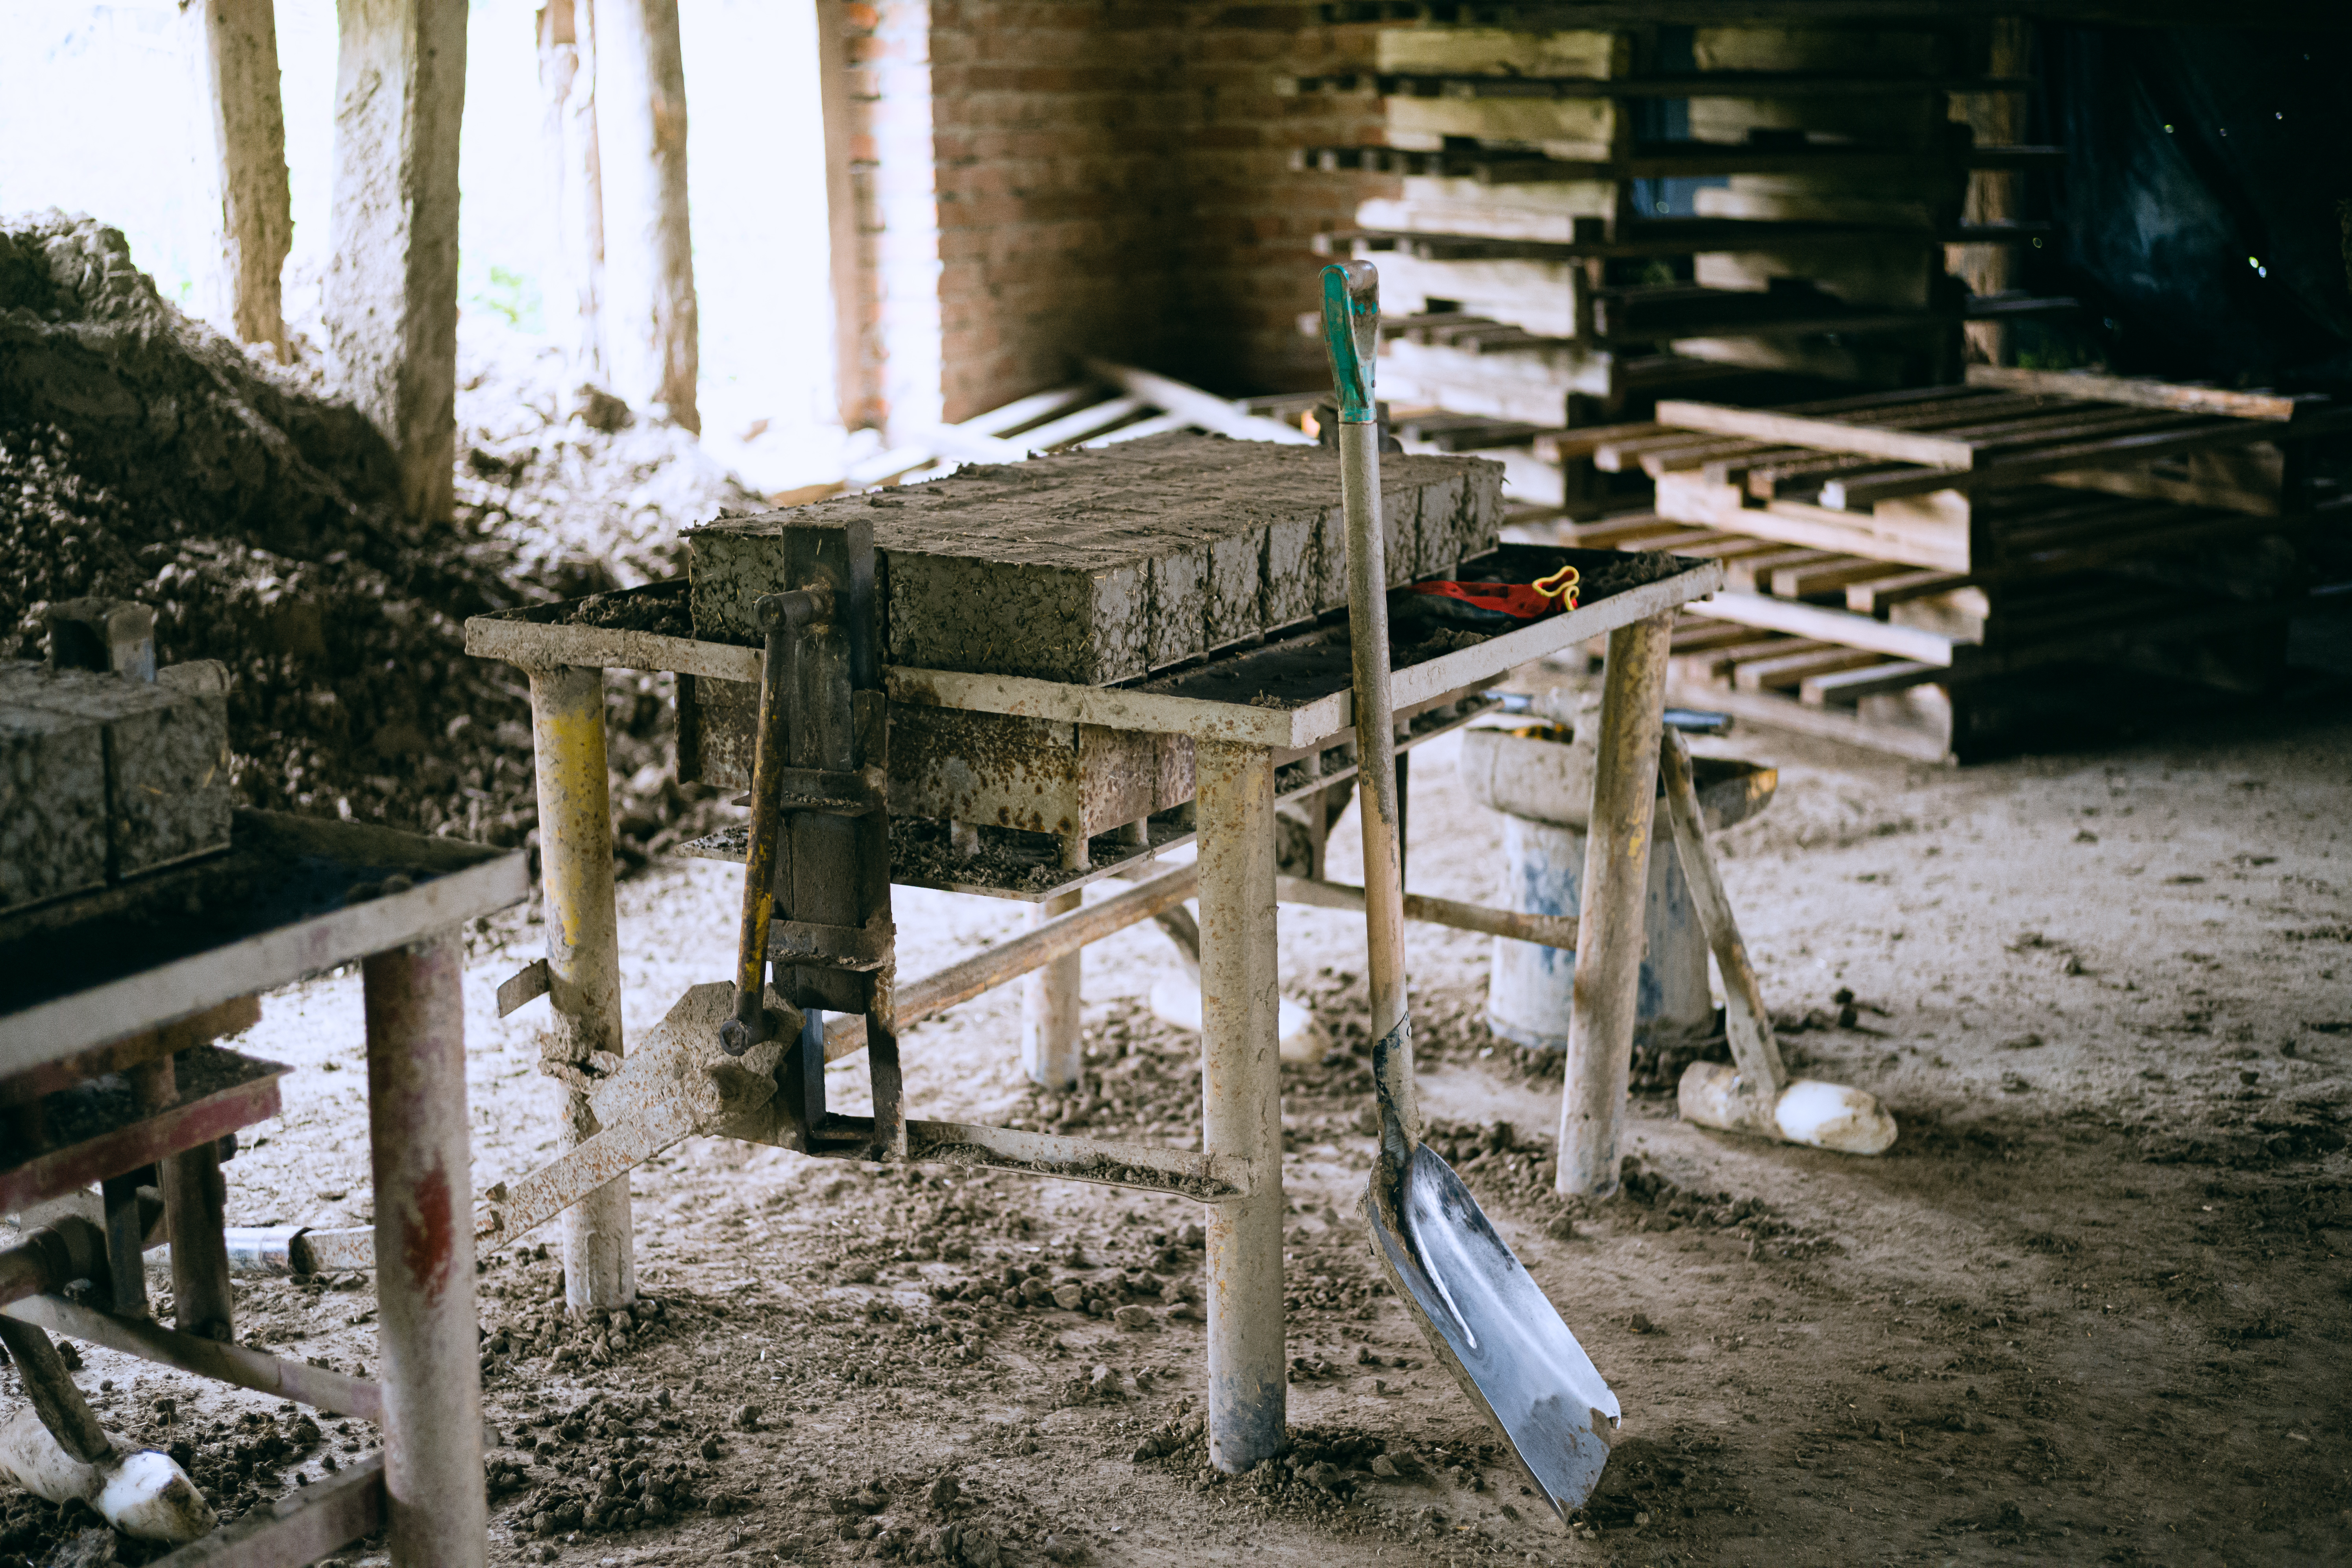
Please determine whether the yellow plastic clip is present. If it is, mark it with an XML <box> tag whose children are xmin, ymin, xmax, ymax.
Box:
<box><xmin>1533</xmin><ymin>563</ymin><xmax>1581</xmax><ymax>611</ymax></box>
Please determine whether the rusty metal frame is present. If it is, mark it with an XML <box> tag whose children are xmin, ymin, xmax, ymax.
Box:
<box><xmin>2</xmin><ymin>813</ymin><xmax>521</xmax><ymax>1567</ymax></box>
<box><xmin>0</xmin><ymin>1050</ymin><xmax>288</xmax><ymax>1213</ymax></box>
<box><xmin>4</xmin><ymin>1292</ymin><xmax>381</xmax><ymax>1421</ymax></box>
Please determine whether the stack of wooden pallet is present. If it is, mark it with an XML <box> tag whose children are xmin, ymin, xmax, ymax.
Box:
<box><xmin>1528</xmin><ymin>366</ymin><xmax>2346</xmax><ymax>759</ymax></box>
<box><xmin>1288</xmin><ymin>9</ymin><xmax>2071</xmax><ymax>503</ymax></box>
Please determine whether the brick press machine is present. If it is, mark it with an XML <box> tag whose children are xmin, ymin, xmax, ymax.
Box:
<box><xmin>1</xmin><ymin>603</ymin><xmax>527</xmax><ymax>1564</ymax></box>
<box><xmin>458</xmin><ymin>430</ymin><xmax>1727</xmax><ymax>1476</ymax></box>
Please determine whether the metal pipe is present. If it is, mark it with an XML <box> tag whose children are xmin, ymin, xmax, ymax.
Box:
<box><xmin>1273</xmin><ymin>874</ymin><xmax>1580</xmax><ymax>950</ymax></box>
<box><xmin>1020</xmin><ymin>889</ymin><xmax>1084</xmax><ymax>1088</ymax></box>
<box><xmin>1555</xmin><ymin>614</ymin><xmax>1673</xmax><ymax>1197</ymax></box>
<box><xmin>4</xmin><ymin>1292</ymin><xmax>381</xmax><ymax>1423</ymax></box>
<box><xmin>1197</xmin><ymin>740</ymin><xmax>1285</xmax><ymax>1472</ymax></box>
<box><xmin>527</xmin><ymin>662</ymin><xmax>633</xmax><ymax>1310</ymax></box>
<box><xmin>362</xmin><ymin>931</ymin><xmax>486</xmax><ymax>1568</ymax></box>
<box><xmin>0</xmin><ymin>1219</ymin><xmax>103</xmax><ymax>1315</ymax></box>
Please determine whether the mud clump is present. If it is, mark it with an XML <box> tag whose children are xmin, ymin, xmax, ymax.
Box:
<box><xmin>0</xmin><ymin>210</ymin><xmax>754</xmax><ymax>864</ymax></box>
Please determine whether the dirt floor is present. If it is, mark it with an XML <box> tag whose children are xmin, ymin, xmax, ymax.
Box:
<box><xmin>6</xmin><ymin>683</ymin><xmax>2351</xmax><ymax>1568</ymax></box>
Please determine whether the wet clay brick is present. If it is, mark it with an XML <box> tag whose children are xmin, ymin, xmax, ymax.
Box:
<box><xmin>686</xmin><ymin>434</ymin><xmax>1502</xmax><ymax>686</ymax></box>
<box><xmin>2</xmin><ymin>662</ymin><xmax>232</xmax><ymax>882</ymax></box>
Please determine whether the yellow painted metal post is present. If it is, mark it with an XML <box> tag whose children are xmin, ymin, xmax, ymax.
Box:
<box><xmin>527</xmin><ymin>663</ymin><xmax>634</xmax><ymax>1309</ymax></box>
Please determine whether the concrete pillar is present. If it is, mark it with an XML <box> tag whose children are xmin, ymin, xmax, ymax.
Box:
<box><xmin>594</xmin><ymin>0</ymin><xmax>699</xmax><ymax>432</ymax></box>
<box><xmin>536</xmin><ymin>0</ymin><xmax>607</xmax><ymax>387</ymax></box>
<box><xmin>186</xmin><ymin>0</ymin><xmax>293</xmax><ymax>360</ymax></box>
<box><xmin>325</xmin><ymin>0</ymin><xmax>468</xmax><ymax>525</ymax></box>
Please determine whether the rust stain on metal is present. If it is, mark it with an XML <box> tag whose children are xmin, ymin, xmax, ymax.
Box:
<box><xmin>401</xmin><ymin>1161</ymin><xmax>456</xmax><ymax>1306</ymax></box>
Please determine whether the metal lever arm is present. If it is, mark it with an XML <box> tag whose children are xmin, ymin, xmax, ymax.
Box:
<box><xmin>723</xmin><ymin>588</ymin><xmax>827</xmax><ymax>1055</ymax></box>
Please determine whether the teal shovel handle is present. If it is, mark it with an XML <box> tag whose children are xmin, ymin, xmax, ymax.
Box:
<box><xmin>1320</xmin><ymin>261</ymin><xmax>1380</xmax><ymax>425</ymax></box>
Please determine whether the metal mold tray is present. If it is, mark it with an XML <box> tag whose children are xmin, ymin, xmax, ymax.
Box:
<box><xmin>0</xmin><ymin>1045</ymin><xmax>289</xmax><ymax>1212</ymax></box>
<box><xmin>677</xmin><ymin>693</ymin><xmax>1499</xmax><ymax>901</ymax></box>
<box><xmin>0</xmin><ymin>810</ymin><xmax>529</xmax><ymax>1078</ymax></box>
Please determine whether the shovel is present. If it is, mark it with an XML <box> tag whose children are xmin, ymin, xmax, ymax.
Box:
<box><xmin>1321</xmin><ymin>260</ymin><xmax>1622</xmax><ymax>1520</ymax></box>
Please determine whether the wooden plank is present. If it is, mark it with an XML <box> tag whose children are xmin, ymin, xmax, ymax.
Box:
<box><xmin>1667</xmin><ymin>677</ymin><xmax>1953</xmax><ymax>764</ymax></box>
<box><xmin>1658</xmin><ymin>533</ymin><xmax>1797</xmax><ymax>562</ymax></box>
<box><xmin>2037</xmin><ymin>453</ymin><xmax>2284</xmax><ymax>516</ymax></box>
<box><xmin>1642</xmin><ymin>436</ymin><xmax>1784</xmax><ymax>476</ymax></box>
<box><xmin>1799</xmin><ymin>660</ymin><xmax>1944</xmax><ymax>706</ymax></box>
<box><xmin>1535</xmin><ymin>422</ymin><xmax>1667</xmax><ymax>461</ymax></box>
<box><xmin>1672</xmin><ymin>635</ymin><xmax>1838</xmax><ymax>683</ymax></box>
<box><xmin>143</xmin><ymin>1455</ymin><xmax>383</xmax><ymax>1567</ymax></box>
<box><xmin>1773</xmin><ymin>557</ymin><xmax>1921</xmax><ymax>598</ymax></box>
<box><xmin>1845</xmin><ymin>571</ymin><xmax>1973</xmax><ymax>614</ymax></box>
<box><xmin>1733</xmin><ymin>646</ymin><xmax>1886</xmax><ymax>692</ymax></box>
<box><xmin>1081</xmin><ymin>359</ymin><xmax>1317</xmax><ymax>446</ymax></box>
<box><xmin>1821</xmin><ymin>406</ymin><xmax>2352</xmax><ymax>507</ymax></box>
<box><xmin>1734</xmin><ymin>406</ymin><xmax>2190</xmax><ymax>499</ymax></box>
<box><xmin>1964</xmin><ymin>364</ymin><xmax>2313</xmax><ymax>423</ymax></box>
<box><xmin>1724</xmin><ymin>547</ymin><xmax>1843</xmax><ymax>592</ymax></box>
<box><xmin>1593</xmin><ymin>430</ymin><xmax>1733</xmax><ymax>473</ymax></box>
<box><xmin>1685</xmin><ymin>590</ymin><xmax>1962</xmax><ymax>665</ymax></box>
<box><xmin>1655</xmin><ymin>400</ymin><xmax>1983</xmax><ymax>468</ymax></box>
<box><xmin>1669</xmin><ymin>621</ymin><xmax>1764</xmax><ymax>653</ymax></box>
<box><xmin>1658</xmin><ymin>473</ymin><xmax>1978</xmax><ymax>573</ymax></box>
<box><xmin>1570</xmin><ymin>514</ymin><xmax>1690</xmax><ymax>547</ymax></box>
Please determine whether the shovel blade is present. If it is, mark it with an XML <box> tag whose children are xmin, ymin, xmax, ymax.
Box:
<box><xmin>1367</xmin><ymin>1146</ymin><xmax>1620</xmax><ymax>1519</ymax></box>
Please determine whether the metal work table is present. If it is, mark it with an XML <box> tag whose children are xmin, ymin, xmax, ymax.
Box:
<box><xmin>464</xmin><ymin>543</ymin><xmax>1723</xmax><ymax>1470</ymax></box>
<box><xmin>1</xmin><ymin>811</ymin><xmax>527</xmax><ymax>1567</ymax></box>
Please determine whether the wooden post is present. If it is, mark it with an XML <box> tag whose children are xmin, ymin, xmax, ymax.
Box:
<box><xmin>536</xmin><ymin>0</ymin><xmax>607</xmax><ymax>388</ymax></box>
<box><xmin>814</xmin><ymin>0</ymin><xmax>868</xmax><ymax>431</ymax></box>
<box><xmin>595</xmin><ymin>0</ymin><xmax>700</xmax><ymax>433</ymax></box>
<box><xmin>1950</xmin><ymin>18</ymin><xmax>2032</xmax><ymax>366</ymax></box>
<box><xmin>325</xmin><ymin>0</ymin><xmax>468</xmax><ymax>525</ymax></box>
<box><xmin>187</xmin><ymin>0</ymin><xmax>293</xmax><ymax>361</ymax></box>
<box><xmin>1554</xmin><ymin>613</ymin><xmax>1673</xmax><ymax>1197</ymax></box>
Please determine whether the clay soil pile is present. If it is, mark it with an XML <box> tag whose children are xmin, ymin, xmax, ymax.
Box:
<box><xmin>0</xmin><ymin>210</ymin><xmax>755</xmax><ymax>865</ymax></box>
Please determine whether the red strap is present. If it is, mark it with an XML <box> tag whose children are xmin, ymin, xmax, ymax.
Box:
<box><xmin>1405</xmin><ymin>566</ymin><xmax>1581</xmax><ymax>620</ymax></box>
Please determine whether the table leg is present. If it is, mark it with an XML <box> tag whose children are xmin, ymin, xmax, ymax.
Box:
<box><xmin>163</xmin><ymin>1139</ymin><xmax>235</xmax><ymax>1341</ymax></box>
<box><xmin>1555</xmin><ymin>612</ymin><xmax>1673</xmax><ymax>1198</ymax></box>
<box><xmin>1021</xmin><ymin>889</ymin><xmax>1083</xmax><ymax>1089</ymax></box>
<box><xmin>1197</xmin><ymin>740</ymin><xmax>1284</xmax><ymax>1471</ymax></box>
<box><xmin>363</xmin><ymin>932</ymin><xmax>485</xmax><ymax>1568</ymax></box>
<box><xmin>527</xmin><ymin>664</ymin><xmax>634</xmax><ymax>1310</ymax></box>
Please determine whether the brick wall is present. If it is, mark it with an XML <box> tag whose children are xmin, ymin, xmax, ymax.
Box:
<box><xmin>836</xmin><ymin>1</ymin><xmax>1393</xmax><ymax>433</ymax></box>
<box><xmin>1166</xmin><ymin>7</ymin><xmax>1391</xmax><ymax>400</ymax></box>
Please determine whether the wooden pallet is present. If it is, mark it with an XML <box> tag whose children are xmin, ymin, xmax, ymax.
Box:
<box><xmin>1660</xmin><ymin>611</ymin><xmax>2300</xmax><ymax>763</ymax></box>
<box><xmin>1561</xmin><ymin>370</ymin><xmax>2349</xmax><ymax>572</ymax></box>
